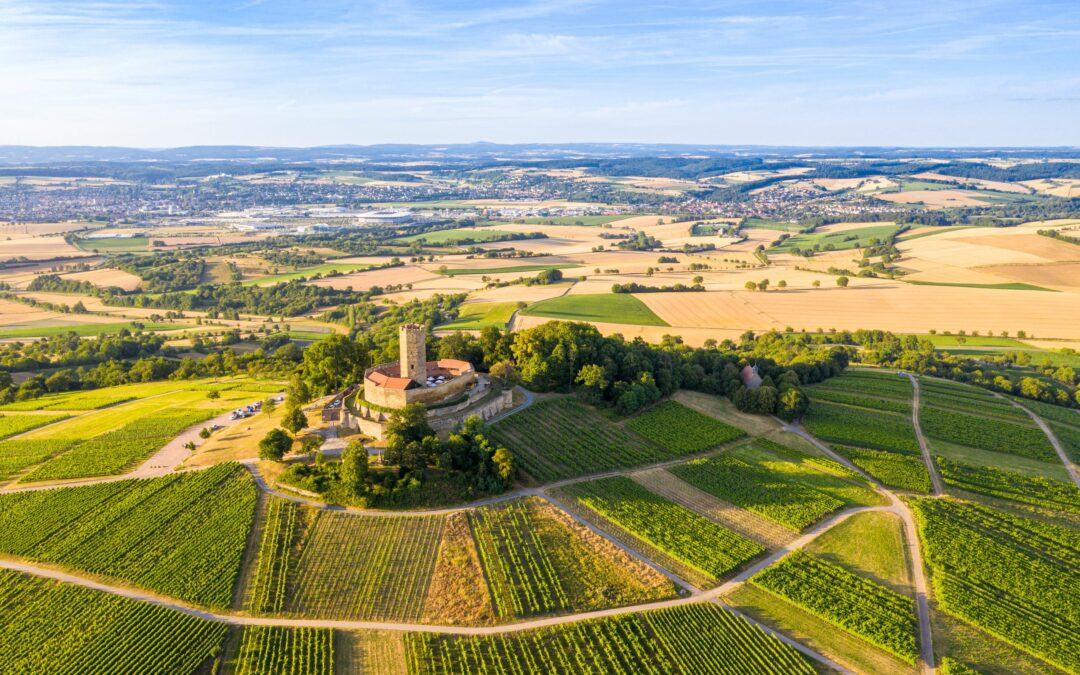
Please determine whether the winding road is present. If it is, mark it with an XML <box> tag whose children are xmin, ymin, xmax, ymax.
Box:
<box><xmin>0</xmin><ymin>384</ymin><xmax>952</xmax><ymax>674</ymax></box>
<box><xmin>907</xmin><ymin>374</ymin><xmax>944</xmax><ymax>495</ymax></box>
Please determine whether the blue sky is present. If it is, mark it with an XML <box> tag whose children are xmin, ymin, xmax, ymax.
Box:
<box><xmin>2</xmin><ymin>0</ymin><xmax>1079</xmax><ymax>147</ymax></box>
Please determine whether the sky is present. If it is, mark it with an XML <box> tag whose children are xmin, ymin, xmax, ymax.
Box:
<box><xmin>1</xmin><ymin>0</ymin><xmax>1079</xmax><ymax>147</ymax></box>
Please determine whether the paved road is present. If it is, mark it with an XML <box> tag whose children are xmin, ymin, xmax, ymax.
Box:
<box><xmin>907</xmin><ymin>374</ymin><xmax>944</xmax><ymax>495</ymax></box>
<box><xmin>786</xmin><ymin>423</ymin><xmax>937</xmax><ymax>675</ymax></box>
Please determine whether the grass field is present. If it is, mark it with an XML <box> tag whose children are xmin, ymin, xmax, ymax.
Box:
<box><xmin>905</xmin><ymin>280</ymin><xmax>1056</xmax><ymax>292</ymax></box>
<box><xmin>806</xmin><ymin>511</ymin><xmax>912</xmax><ymax>594</ymax></box>
<box><xmin>437</xmin><ymin>263</ymin><xmax>573</xmax><ymax>276</ymax></box>
<box><xmin>0</xmin><ymin>464</ymin><xmax>256</xmax><ymax>608</ymax></box>
<box><xmin>0</xmin><ymin>413</ymin><xmax>69</xmax><ymax>440</ymax></box>
<box><xmin>242</xmin><ymin>262</ymin><xmax>374</xmax><ymax>285</ymax></box>
<box><xmin>0</xmin><ymin>569</ymin><xmax>228</xmax><ymax>674</ymax></box>
<box><xmin>438</xmin><ymin>302</ymin><xmax>518</xmax><ymax>330</ymax></box>
<box><xmin>915</xmin><ymin>335</ymin><xmax>1034</xmax><ymax>348</ymax></box>
<box><xmin>0</xmin><ymin>321</ymin><xmax>187</xmax><ymax>338</ymax></box>
<box><xmin>74</xmin><ymin>236</ymin><xmax>149</xmax><ymax>252</ymax></box>
<box><xmin>742</xmin><ymin>218</ymin><xmax>804</xmax><ymax>232</ymax></box>
<box><xmin>770</xmin><ymin>224</ymin><xmax>900</xmax><ymax>253</ymax></box>
<box><xmin>521</xmin><ymin>293</ymin><xmax>669</xmax><ymax>326</ymax></box>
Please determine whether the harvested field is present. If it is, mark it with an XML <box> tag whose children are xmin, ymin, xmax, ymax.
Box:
<box><xmin>876</xmin><ymin>189</ymin><xmax>992</xmax><ymax>207</ymax></box>
<box><xmin>0</xmin><ymin>234</ymin><xmax>88</xmax><ymax>260</ymax></box>
<box><xmin>304</xmin><ymin>265</ymin><xmax>437</xmax><ymax>290</ymax></box>
<box><xmin>980</xmin><ymin>261</ymin><xmax>1080</xmax><ymax>290</ymax></box>
<box><xmin>60</xmin><ymin>268</ymin><xmax>142</xmax><ymax>291</ymax></box>
<box><xmin>911</xmin><ymin>172</ymin><xmax>1031</xmax><ymax>193</ymax></box>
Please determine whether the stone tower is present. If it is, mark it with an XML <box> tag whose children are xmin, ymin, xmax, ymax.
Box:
<box><xmin>399</xmin><ymin>323</ymin><xmax>427</xmax><ymax>384</ymax></box>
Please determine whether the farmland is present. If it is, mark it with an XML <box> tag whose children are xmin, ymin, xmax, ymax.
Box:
<box><xmin>520</xmin><ymin>293</ymin><xmax>670</xmax><ymax>326</ymax></box>
<box><xmin>0</xmin><ymin>464</ymin><xmax>256</xmax><ymax>608</ymax></box>
<box><xmin>626</xmin><ymin>401</ymin><xmax>746</xmax><ymax>453</ymax></box>
<box><xmin>920</xmin><ymin>407</ymin><xmax>1056</xmax><ymax>462</ymax></box>
<box><xmin>802</xmin><ymin>402</ymin><xmax>921</xmax><ymax>455</ymax></box>
<box><xmin>936</xmin><ymin>456</ymin><xmax>1080</xmax><ymax>513</ymax></box>
<box><xmin>232</xmin><ymin>627</ymin><xmax>333</xmax><ymax>675</ymax></box>
<box><xmin>911</xmin><ymin>498</ymin><xmax>1080</xmax><ymax>673</ymax></box>
<box><xmin>562</xmin><ymin>476</ymin><xmax>765</xmax><ymax>581</ymax></box>
<box><xmin>0</xmin><ymin>413</ymin><xmax>69</xmax><ymax>440</ymax></box>
<box><xmin>769</xmin><ymin>224</ymin><xmax>901</xmax><ymax>253</ymax></box>
<box><xmin>831</xmin><ymin>444</ymin><xmax>933</xmax><ymax>493</ymax></box>
<box><xmin>0</xmin><ymin>570</ymin><xmax>227</xmax><ymax>674</ymax></box>
<box><xmin>488</xmin><ymin>397</ymin><xmax>687</xmax><ymax>482</ymax></box>
<box><xmin>437</xmin><ymin>302</ymin><xmax>518</xmax><ymax>330</ymax></box>
<box><xmin>750</xmin><ymin>551</ymin><xmax>919</xmax><ymax>664</ymax></box>
<box><xmin>0</xmin><ymin>321</ymin><xmax>186</xmax><ymax>339</ymax></box>
<box><xmin>468</xmin><ymin>497</ymin><xmax>675</xmax><ymax>619</ymax></box>
<box><xmin>670</xmin><ymin>454</ymin><xmax>844</xmax><ymax>531</ymax></box>
<box><xmin>405</xmin><ymin>603</ymin><xmax>815</xmax><ymax>674</ymax></box>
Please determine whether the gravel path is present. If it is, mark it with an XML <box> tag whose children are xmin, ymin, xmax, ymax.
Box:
<box><xmin>907</xmin><ymin>374</ymin><xmax>944</xmax><ymax>495</ymax></box>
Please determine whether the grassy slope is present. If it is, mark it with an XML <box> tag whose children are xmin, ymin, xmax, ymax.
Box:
<box><xmin>806</xmin><ymin>511</ymin><xmax>912</xmax><ymax>595</ymax></box>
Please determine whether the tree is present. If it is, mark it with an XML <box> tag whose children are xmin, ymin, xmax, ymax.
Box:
<box><xmin>198</xmin><ymin>427</ymin><xmax>212</xmax><ymax>440</ymax></box>
<box><xmin>339</xmin><ymin>440</ymin><xmax>369</xmax><ymax>496</ymax></box>
<box><xmin>757</xmin><ymin>279</ymin><xmax>769</xmax><ymax>292</ymax></box>
<box><xmin>744</xmin><ymin>281</ymin><xmax>757</xmax><ymax>291</ymax></box>
<box><xmin>813</xmin><ymin>280</ymin><xmax>821</xmax><ymax>288</ymax></box>
<box><xmin>281</xmin><ymin>406</ymin><xmax>308</xmax><ymax>435</ymax></box>
<box><xmin>777</xmin><ymin>388</ymin><xmax>809</xmax><ymax>421</ymax></box>
<box><xmin>258</xmin><ymin>428</ymin><xmax>292</xmax><ymax>461</ymax></box>
<box><xmin>489</xmin><ymin>360</ymin><xmax>520</xmax><ymax>386</ymax></box>
<box><xmin>575</xmin><ymin>363</ymin><xmax>608</xmax><ymax>402</ymax></box>
<box><xmin>206</xmin><ymin>389</ymin><xmax>220</xmax><ymax>400</ymax></box>
<box><xmin>384</xmin><ymin>403</ymin><xmax>435</xmax><ymax>466</ymax></box>
<box><xmin>263</xmin><ymin>398</ymin><xmax>277</xmax><ymax>417</ymax></box>
<box><xmin>285</xmin><ymin>374</ymin><xmax>311</xmax><ymax>408</ymax></box>
<box><xmin>777</xmin><ymin>280</ymin><xmax>787</xmax><ymax>289</ymax></box>
<box><xmin>836</xmin><ymin>276</ymin><xmax>849</xmax><ymax>287</ymax></box>
<box><xmin>492</xmin><ymin>447</ymin><xmax>516</xmax><ymax>489</ymax></box>
<box><xmin>302</xmin><ymin>334</ymin><xmax>369</xmax><ymax>395</ymax></box>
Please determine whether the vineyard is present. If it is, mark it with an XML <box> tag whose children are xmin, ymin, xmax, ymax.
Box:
<box><xmin>804</xmin><ymin>388</ymin><xmax>910</xmax><ymax>414</ymax></box>
<box><xmin>920</xmin><ymin>379</ymin><xmax>1030</xmax><ymax>422</ymax></box>
<box><xmin>404</xmin><ymin>603</ymin><xmax>815</xmax><ymax>674</ymax></box>
<box><xmin>246</xmin><ymin>498</ymin><xmax>305</xmax><ymax>614</ymax></box>
<box><xmin>487</xmin><ymin>397</ymin><xmax>680</xmax><ymax>482</ymax></box>
<box><xmin>749</xmin><ymin>551</ymin><xmax>919</xmax><ymax>664</ymax></box>
<box><xmin>469</xmin><ymin>498</ymin><xmax>674</xmax><ymax>619</ymax></box>
<box><xmin>0</xmin><ymin>569</ymin><xmax>227</xmax><ymax>674</ymax></box>
<box><xmin>920</xmin><ymin>407</ymin><xmax>1056</xmax><ymax>462</ymax></box>
<box><xmin>0</xmin><ymin>413</ymin><xmax>69</xmax><ymax>440</ymax></box>
<box><xmin>233</xmin><ymin>626</ymin><xmax>334</xmax><ymax>675</ymax></box>
<box><xmin>807</xmin><ymin>371</ymin><xmax>913</xmax><ymax>414</ymax></box>
<box><xmin>1013</xmin><ymin>397</ymin><xmax>1080</xmax><ymax>464</ymax></box>
<box><xmin>287</xmin><ymin>511</ymin><xmax>444</xmax><ymax>621</ymax></box>
<box><xmin>751</xmin><ymin>437</ymin><xmax>864</xmax><ymax>481</ymax></box>
<box><xmin>936</xmin><ymin>456</ymin><xmax>1080</xmax><ymax>514</ymax></box>
<box><xmin>21</xmin><ymin>408</ymin><xmax>219</xmax><ymax>482</ymax></box>
<box><xmin>563</xmin><ymin>476</ymin><xmax>764</xmax><ymax>581</ymax></box>
<box><xmin>0</xmin><ymin>463</ymin><xmax>257</xmax><ymax>608</ymax></box>
<box><xmin>911</xmin><ymin>498</ymin><xmax>1080</xmax><ymax>673</ymax></box>
<box><xmin>802</xmin><ymin>402</ymin><xmax>921</xmax><ymax>455</ymax></box>
<box><xmin>830</xmin><ymin>445</ymin><xmax>933</xmax><ymax>493</ymax></box>
<box><xmin>0</xmin><ymin>439</ymin><xmax>75</xmax><ymax>482</ymax></box>
<box><xmin>625</xmin><ymin>401</ymin><xmax>746</xmax><ymax>454</ymax></box>
<box><xmin>670</xmin><ymin>454</ymin><xmax>844</xmax><ymax>531</ymax></box>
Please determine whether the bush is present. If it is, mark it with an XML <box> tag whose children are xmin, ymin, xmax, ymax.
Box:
<box><xmin>259</xmin><ymin>428</ymin><xmax>293</xmax><ymax>461</ymax></box>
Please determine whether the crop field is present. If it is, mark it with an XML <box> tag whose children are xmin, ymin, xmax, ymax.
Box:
<box><xmin>921</xmin><ymin>407</ymin><xmax>1056</xmax><ymax>462</ymax></box>
<box><xmin>802</xmin><ymin>402</ymin><xmax>920</xmax><ymax>455</ymax></box>
<box><xmin>770</xmin><ymin>224</ymin><xmax>900</xmax><ymax>253</ymax></box>
<box><xmin>469</xmin><ymin>498</ymin><xmax>674</xmax><ymax>619</ymax></box>
<box><xmin>487</xmin><ymin>397</ymin><xmax>678</xmax><ymax>482</ymax></box>
<box><xmin>0</xmin><ymin>464</ymin><xmax>256</xmax><ymax>608</ymax></box>
<box><xmin>438</xmin><ymin>263</ymin><xmax>572</xmax><ymax>276</ymax></box>
<box><xmin>0</xmin><ymin>413</ymin><xmax>69</xmax><ymax>440</ymax></box>
<box><xmin>287</xmin><ymin>511</ymin><xmax>444</xmax><ymax>621</ymax></box>
<box><xmin>0</xmin><ymin>321</ymin><xmax>186</xmax><ymax>339</ymax></box>
<box><xmin>831</xmin><ymin>445</ymin><xmax>933</xmax><ymax>493</ymax></box>
<box><xmin>521</xmin><ymin>293</ymin><xmax>669</xmax><ymax>326</ymax></box>
<box><xmin>563</xmin><ymin>476</ymin><xmax>764</xmax><ymax>581</ymax></box>
<box><xmin>911</xmin><ymin>498</ymin><xmax>1080</xmax><ymax>673</ymax></box>
<box><xmin>1011</xmin><ymin>397</ymin><xmax>1080</xmax><ymax>463</ymax></box>
<box><xmin>935</xmin><ymin>456</ymin><xmax>1080</xmax><ymax>514</ymax></box>
<box><xmin>20</xmin><ymin>408</ymin><xmax>218</xmax><ymax>481</ymax></box>
<box><xmin>626</xmin><ymin>401</ymin><xmax>746</xmax><ymax>454</ymax></box>
<box><xmin>0</xmin><ymin>379</ymin><xmax>252</xmax><ymax>412</ymax></box>
<box><xmin>0</xmin><ymin>570</ymin><xmax>227</xmax><ymax>674</ymax></box>
<box><xmin>670</xmin><ymin>454</ymin><xmax>844</xmax><ymax>531</ymax></box>
<box><xmin>807</xmin><ymin>371</ymin><xmax>912</xmax><ymax>414</ymax></box>
<box><xmin>405</xmin><ymin>603</ymin><xmax>815</xmax><ymax>674</ymax></box>
<box><xmin>0</xmin><ymin>439</ymin><xmax>75</xmax><ymax>482</ymax></box>
<box><xmin>438</xmin><ymin>302</ymin><xmax>518</xmax><ymax>330</ymax></box>
<box><xmin>806</xmin><ymin>388</ymin><xmax>911</xmax><ymax>414</ymax></box>
<box><xmin>750</xmin><ymin>551</ymin><xmax>918</xmax><ymax>664</ymax></box>
<box><xmin>246</xmin><ymin>498</ymin><xmax>303</xmax><ymax>614</ymax></box>
<box><xmin>395</xmin><ymin>228</ymin><xmax>520</xmax><ymax>245</ymax></box>
<box><xmin>233</xmin><ymin>627</ymin><xmax>333</xmax><ymax>675</ymax></box>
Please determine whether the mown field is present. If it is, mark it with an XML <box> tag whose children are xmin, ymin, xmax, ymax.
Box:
<box><xmin>521</xmin><ymin>293</ymin><xmax>669</xmax><ymax>326</ymax></box>
<box><xmin>438</xmin><ymin>302</ymin><xmax>518</xmax><ymax>330</ymax></box>
<box><xmin>0</xmin><ymin>464</ymin><xmax>256</xmax><ymax>608</ymax></box>
<box><xmin>0</xmin><ymin>570</ymin><xmax>227</xmax><ymax>674</ymax></box>
<box><xmin>911</xmin><ymin>498</ymin><xmax>1080</xmax><ymax>673</ymax></box>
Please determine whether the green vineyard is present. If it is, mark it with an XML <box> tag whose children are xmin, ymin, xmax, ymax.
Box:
<box><xmin>936</xmin><ymin>456</ymin><xmax>1080</xmax><ymax>513</ymax></box>
<box><xmin>625</xmin><ymin>401</ymin><xmax>746</xmax><ymax>454</ymax></box>
<box><xmin>234</xmin><ymin>626</ymin><xmax>334</xmax><ymax>675</ymax></box>
<box><xmin>0</xmin><ymin>463</ymin><xmax>257</xmax><ymax>608</ymax></box>
<box><xmin>563</xmin><ymin>476</ymin><xmax>764</xmax><ymax>580</ymax></box>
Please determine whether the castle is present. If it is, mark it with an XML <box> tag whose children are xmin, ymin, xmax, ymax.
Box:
<box><xmin>326</xmin><ymin>323</ymin><xmax>514</xmax><ymax>440</ymax></box>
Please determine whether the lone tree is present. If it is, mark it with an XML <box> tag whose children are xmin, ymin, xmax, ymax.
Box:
<box><xmin>281</xmin><ymin>406</ymin><xmax>309</xmax><ymax>435</ymax></box>
<box><xmin>263</xmin><ymin>398</ymin><xmax>277</xmax><ymax>417</ymax></box>
<box><xmin>339</xmin><ymin>440</ymin><xmax>369</xmax><ymax>497</ymax></box>
<box><xmin>744</xmin><ymin>281</ymin><xmax>757</xmax><ymax>291</ymax></box>
<box><xmin>258</xmin><ymin>428</ymin><xmax>292</xmax><ymax>461</ymax></box>
<box><xmin>836</xmin><ymin>276</ymin><xmax>850</xmax><ymax>288</ymax></box>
